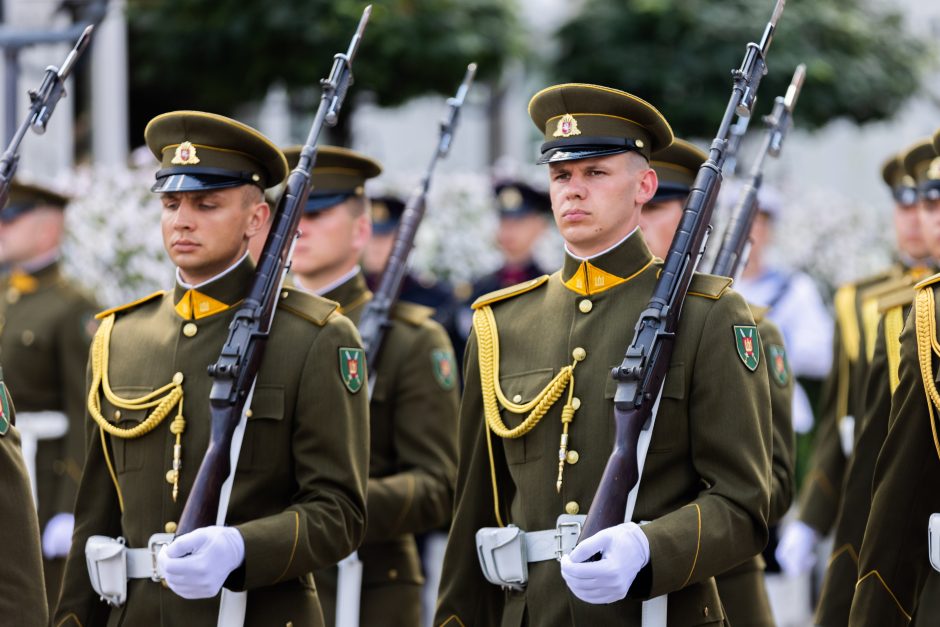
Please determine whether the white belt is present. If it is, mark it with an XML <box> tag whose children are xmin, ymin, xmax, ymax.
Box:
<box><xmin>524</xmin><ymin>514</ymin><xmax>585</xmax><ymax>562</ymax></box>
<box><xmin>125</xmin><ymin>533</ymin><xmax>175</xmax><ymax>580</ymax></box>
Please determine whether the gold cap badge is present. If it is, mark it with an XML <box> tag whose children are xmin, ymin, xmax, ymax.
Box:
<box><xmin>171</xmin><ymin>141</ymin><xmax>201</xmax><ymax>165</ymax></box>
<box><xmin>498</xmin><ymin>186</ymin><xmax>523</xmax><ymax>210</ymax></box>
<box><xmin>553</xmin><ymin>114</ymin><xmax>581</xmax><ymax>138</ymax></box>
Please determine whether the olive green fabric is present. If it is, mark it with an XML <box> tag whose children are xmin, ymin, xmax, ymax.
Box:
<box><xmin>715</xmin><ymin>312</ymin><xmax>793</xmax><ymax>627</ymax></box>
<box><xmin>848</xmin><ymin>279</ymin><xmax>940</xmax><ymax>625</ymax></box>
<box><xmin>815</xmin><ymin>281</ymin><xmax>922</xmax><ymax>626</ymax></box>
<box><xmin>284</xmin><ymin>145</ymin><xmax>382</xmax><ymax>195</ymax></box>
<box><xmin>882</xmin><ymin>153</ymin><xmax>914</xmax><ymax>190</ymax></box>
<box><xmin>797</xmin><ymin>265</ymin><xmax>902</xmax><ymax>534</ymax></box>
<box><xmin>528</xmin><ymin>83</ymin><xmax>673</xmax><ymax>161</ymax></box>
<box><xmin>0</xmin><ymin>261</ymin><xmax>98</xmax><ymax>606</ymax></box>
<box><xmin>435</xmin><ymin>231</ymin><xmax>772</xmax><ymax>627</ymax></box>
<box><xmin>902</xmin><ymin>139</ymin><xmax>939</xmax><ymax>188</ymax></box>
<box><xmin>650</xmin><ymin>139</ymin><xmax>707</xmax><ymax>192</ymax></box>
<box><xmin>145</xmin><ymin>110</ymin><xmax>288</xmax><ymax>189</ymax></box>
<box><xmin>310</xmin><ymin>271</ymin><xmax>458</xmax><ymax>625</ymax></box>
<box><xmin>54</xmin><ymin>257</ymin><xmax>369</xmax><ymax>626</ymax></box>
<box><xmin>0</xmin><ymin>181</ymin><xmax>70</xmax><ymax>222</ymax></box>
<box><xmin>0</xmin><ymin>382</ymin><xmax>49</xmax><ymax>626</ymax></box>
<box><xmin>934</xmin><ymin>128</ymin><xmax>940</xmax><ymax>155</ymax></box>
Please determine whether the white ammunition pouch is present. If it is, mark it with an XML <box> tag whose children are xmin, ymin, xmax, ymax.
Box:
<box><xmin>475</xmin><ymin>514</ymin><xmax>585</xmax><ymax>591</ymax></box>
<box><xmin>85</xmin><ymin>533</ymin><xmax>174</xmax><ymax>606</ymax></box>
<box><xmin>838</xmin><ymin>415</ymin><xmax>855</xmax><ymax>457</ymax></box>
<box><xmin>929</xmin><ymin>514</ymin><xmax>940</xmax><ymax>573</ymax></box>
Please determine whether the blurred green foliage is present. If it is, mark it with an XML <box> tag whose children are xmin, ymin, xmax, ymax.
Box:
<box><xmin>553</xmin><ymin>0</ymin><xmax>932</xmax><ymax>138</ymax></box>
<box><xmin>126</xmin><ymin>0</ymin><xmax>522</xmax><ymax>141</ymax></box>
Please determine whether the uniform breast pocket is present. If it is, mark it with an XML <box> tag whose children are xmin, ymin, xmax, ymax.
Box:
<box><xmin>497</xmin><ymin>368</ymin><xmax>554</xmax><ymax>465</ymax></box>
<box><xmin>604</xmin><ymin>363</ymin><xmax>686</xmax><ymax>453</ymax></box>
<box><xmin>237</xmin><ymin>385</ymin><xmax>285</xmax><ymax>470</ymax></box>
<box><xmin>102</xmin><ymin>386</ymin><xmax>154</xmax><ymax>473</ymax></box>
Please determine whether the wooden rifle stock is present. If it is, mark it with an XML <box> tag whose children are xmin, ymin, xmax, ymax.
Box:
<box><xmin>579</xmin><ymin>0</ymin><xmax>786</xmax><ymax>545</ymax></box>
<box><xmin>176</xmin><ymin>6</ymin><xmax>373</xmax><ymax>535</ymax></box>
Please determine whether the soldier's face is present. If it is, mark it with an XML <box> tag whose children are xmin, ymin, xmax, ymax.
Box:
<box><xmin>639</xmin><ymin>198</ymin><xmax>684</xmax><ymax>259</ymax></box>
<box><xmin>548</xmin><ymin>152</ymin><xmax>657</xmax><ymax>257</ymax></box>
<box><xmin>496</xmin><ymin>214</ymin><xmax>547</xmax><ymax>266</ymax></box>
<box><xmin>292</xmin><ymin>200</ymin><xmax>371</xmax><ymax>281</ymax></box>
<box><xmin>0</xmin><ymin>207</ymin><xmax>63</xmax><ymax>265</ymax></box>
<box><xmin>895</xmin><ymin>201</ymin><xmax>929</xmax><ymax>260</ymax></box>
<box><xmin>160</xmin><ymin>186</ymin><xmax>269</xmax><ymax>284</ymax></box>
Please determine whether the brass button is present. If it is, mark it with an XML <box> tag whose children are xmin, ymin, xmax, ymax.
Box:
<box><xmin>512</xmin><ymin>394</ymin><xmax>523</xmax><ymax>403</ymax></box>
<box><xmin>388</xmin><ymin>568</ymin><xmax>398</xmax><ymax>581</ymax></box>
<box><xmin>172</xmin><ymin>372</ymin><xmax>184</xmax><ymax>385</ymax></box>
<box><xmin>571</xmin><ymin>397</ymin><xmax>581</xmax><ymax>410</ymax></box>
<box><xmin>21</xmin><ymin>330</ymin><xmax>34</xmax><ymax>346</ymax></box>
<box><xmin>6</xmin><ymin>288</ymin><xmax>19</xmax><ymax>303</ymax></box>
<box><xmin>566</xmin><ymin>450</ymin><xmax>580</xmax><ymax>464</ymax></box>
<box><xmin>165</xmin><ymin>469</ymin><xmax>178</xmax><ymax>484</ymax></box>
<box><xmin>572</xmin><ymin>347</ymin><xmax>586</xmax><ymax>362</ymax></box>
<box><xmin>182</xmin><ymin>322</ymin><xmax>198</xmax><ymax>337</ymax></box>
<box><xmin>113</xmin><ymin>410</ymin><xmax>122</xmax><ymax>420</ymax></box>
<box><xmin>578</xmin><ymin>299</ymin><xmax>593</xmax><ymax>313</ymax></box>
<box><xmin>281</xmin><ymin>290</ymin><xmax>289</xmax><ymax>299</ymax></box>
<box><xmin>703</xmin><ymin>606</ymin><xmax>709</xmax><ymax>618</ymax></box>
<box><xmin>246</xmin><ymin>409</ymin><xmax>253</xmax><ymax>418</ymax></box>
<box><xmin>565</xmin><ymin>501</ymin><xmax>580</xmax><ymax>515</ymax></box>
<box><xmin>164</xmin><ymin>521</ymin><xmax>178</xmax><ymax>534</ymax></box>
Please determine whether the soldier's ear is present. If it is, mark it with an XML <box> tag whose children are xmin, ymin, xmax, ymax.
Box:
<box><xmin>245</xmin><ymin>201</ymin><xmax>271</xmax><ymax>238</ymax></box>
<box><xmin>636</xmin><ymin>167</ymin><xmax>658</xmax><ymax>206</ymax></box>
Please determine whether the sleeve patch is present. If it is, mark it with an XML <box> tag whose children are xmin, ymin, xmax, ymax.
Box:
<box><xmin>734</xmin><ymin>325</ymin><xmax>761</xmax><ymax>371</ymax></box>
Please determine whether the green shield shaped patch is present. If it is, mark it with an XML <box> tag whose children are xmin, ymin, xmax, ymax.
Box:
<box><xmin>339</xmin><ymin>347</ymin><xmax>366</xmax><ymax>394</ymax></box>
<box><xmin>768</xmin><ymin>344</ymin><xmax>789</xmax><ymax>386</ymax></box>
<box><xmin>0</xmin><ymin>379</ymin><xmax>10</xmax><ymax>436</ymax></box>
<box><xmin>431</xmin><ymin>349</ymin><xmax>457</xmax><ymax>390</ymax></box>
<box><xmin>734</xmin><ymin>325</ymin><xmax>761</xmax><ymax>372</ymax></box>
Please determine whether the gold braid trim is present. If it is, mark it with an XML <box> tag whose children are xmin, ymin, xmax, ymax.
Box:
<box><xmin>884</xmin><ymin>305</ymin><xmax>904</xmax><ymax>395</ymax></box>
<box><xmin>834</xmin><ymin>285</ymin><xmax>860</xmax><ymax>363</ymax></box>
<box><xmin>473</xmin><ymin>305</ymin><xmax>582</xmax><ymax>523</ymax></box>
<box><xmin>914</xmin><ymin>288</ymin><xmax>940</xmax><ymax>465</ymax></box>
<box><xmin>87</xmin><ymin>313</ymin><xmax>187</xmax><ymax>505</ymax></box>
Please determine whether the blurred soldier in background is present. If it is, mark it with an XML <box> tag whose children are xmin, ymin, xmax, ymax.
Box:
<box><xmin>0</xmin><ymin>182</ymin><xmax>99</xmax><ymax>610</ymax></box>
<box><xmin>287</xmin><ymin>145</ymin><xmax>458</xmax><ymax>627</ymax></box>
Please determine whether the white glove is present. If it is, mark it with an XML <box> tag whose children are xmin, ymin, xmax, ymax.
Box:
<box><xmin>776</xmin><ymin>520</ymin><xmax>820</xmax><ymax>577</ymax></box>
<box><xmin>560</xmin><ymin>522</ymin><xmax>650</xmax><ymax>604</ymax></box>
<box><xmin>41</xmin><ymin>512</ymin><xmax>74</xmax><ymax>559</ymax></box>
<box><xmin>158</xmin><ymin>526</ymin><xmax>245</xmax><ymax>599</ymax></box>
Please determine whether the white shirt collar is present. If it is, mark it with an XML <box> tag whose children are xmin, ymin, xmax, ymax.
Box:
<box><xmin>295</xmin><ymin>264</ymin><xmax>362</xmax><ymax>296</ymax></box>
<box><xmin>564</xmin><ymin>227</ymin><xmax>639</xmax><ymax>262</ymax></box>
<box><xmin>176</xmin><ymin>251</ymin><xmax>250</xmax><ymax>290</ymax></box>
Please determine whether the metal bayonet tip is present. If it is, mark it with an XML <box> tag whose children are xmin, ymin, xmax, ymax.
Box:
<box><xmin>771</xmin><ymin>0</ymin><xmax>785</xmax><ymax>25</ymax></box>
<box><xmin>784</xmin><ymin>63</ymin><xmax>806</xmax><ymax>109</ymax></box>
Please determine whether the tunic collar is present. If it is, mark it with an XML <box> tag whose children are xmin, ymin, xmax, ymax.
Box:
<box><xmin>319</xmin><ymin>269</ymin><xmax>373</xmax><ymax>316</ymax></box>
<box><xmin>173</xmin><ymin>254</ymin><xmax>255</xmax><ymax>320</ymax></box>
<box><xmin>560</xmin><ymin>229</ymin><xmax>655</xmax><ymax>296</ymax></box>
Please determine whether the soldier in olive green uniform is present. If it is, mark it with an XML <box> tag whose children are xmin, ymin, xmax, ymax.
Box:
<box><xmin>0</xmin><ymin>181</ymin><xmax>99</xmax><ymax>608</ymax></box>
<box><xmin>813</xmin><ymin>141</ymin><xmax>938</xmax><ymax>626</ymax></box>
<box><xmin>776</xmin><ymin>151</ymin><xmax>931</xmax><ymax>580</ymax></box>
<box><xmin>0</xmin><ymin>367</ymin><xmax>49</xmax><ymax>626</ymax></box>
<box><xmin>281</xmin><ymin>145</ymin><xmax>458</xmax><ymax>626</ymax></box>
<box><xmin>848</xmin><ymin>130</ymin><xmax>940</xmax><ymax>626</ymax></box>
<box><xmin>54</xmin><ymin>112</ymin><xmax>369</xmax><ymax>626</ymax></box>
<box><xmin>435</xmin><ymin>84</ymin><xmax>772</xmax><ymax>627</ymax></box>
<box><xmin>641</xmin><ymin>139</ymin><xmax>794</xmax><ymax>626</ymax></box>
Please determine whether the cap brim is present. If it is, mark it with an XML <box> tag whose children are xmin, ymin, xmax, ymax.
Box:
<box><xmin>304</xmin><ymin>192</ymin><xmax>355</xmax><ymax>214</ymax></box>
<box><xmin>152</xmin><ymin>173</ymin><xmax>248</xmax><ymax>193</ymax></box>
<box><xmin>0</xmin><ymin>203</ymin><xmax>33</xmax><ymax>223</ymax></box>
<box><xmin>537</xmin><ymin>145</ymin><xmax>634</xmax><ymax>165</ymax></box>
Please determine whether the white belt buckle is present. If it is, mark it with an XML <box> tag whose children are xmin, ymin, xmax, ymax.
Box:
<box><xmin>554</xmin><ymin>517</ymin><xmax>583</xmax><ymax>561</ymax></box>
<box><xmin>147</xmin><ymin>533</ymin><xmax>174</xmax><ymax>582</ymax></box>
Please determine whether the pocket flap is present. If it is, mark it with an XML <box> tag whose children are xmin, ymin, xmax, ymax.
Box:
<box><xmin>248</xmin><ymin>385</ymin><xmax>284</xmax><ymax>421</ymax></box>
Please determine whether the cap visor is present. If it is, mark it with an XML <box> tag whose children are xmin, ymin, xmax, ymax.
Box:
<box><xmin>536</xmin><ymin>146</ymin><xmax>633</xmax><ymax>165</ymax></box>
<box><xmin>151</xmin><ymin>173</ymin><xmax>246</xmax><ymax>193</ymax></box>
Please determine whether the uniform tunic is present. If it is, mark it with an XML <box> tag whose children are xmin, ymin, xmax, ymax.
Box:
<box><xmin>435</xmin><ymin>232</ymin><xmax>772</xmax><ymax>627</ymax></box>
<box><xmin>54</xmin><ymin>258</ymin><xmax>369</xmax><ymax>627</ymax></box>
<box><xmin>312</xmin><ymin>271</ymin><xmax>458</xmax><ymax>626</ymax></box>
<box><xmin>848</xmin><ymin>274</ymin><xmax>940</xmax><ymax>625</ymax></box>
<box><xmin>0</xmin><ymin>378</ymin><xmax>48</xmax><ymax>626</ymax></box>
<box><xmin>716</xmin><ymin>312</ymin><xmax>794</xmax><ymax>627</ymax></box>
<box><xmin>0</xmin><ymin>261</ymin><xmax>98</xmax><ymax>606</ymax></box>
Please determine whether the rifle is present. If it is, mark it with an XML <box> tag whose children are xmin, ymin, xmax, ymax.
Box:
<box><xmin>578</xmin><ymin>0</ymin><xmax>786</xmax><ymax>543</ymax></box>
<box><xmin>177</xmin><ymin>5</ymin><xmax>372</xmax><ymax>535</ymax></box>
<box><xmin>0</xmin><ymin>24</ymin><xmax>93</xmax><ymax>208</ymax></box>
<box><xmin>710</xmin><ymin>63</ymin><xmax>806</xmax><ymax>279</ymax></box>
<box><xmin>357</xmin><ymin>62</ymin><xmax>476</xmax><ymax>390</ymax></box>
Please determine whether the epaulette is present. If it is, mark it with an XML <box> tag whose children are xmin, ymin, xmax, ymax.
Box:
<box><xmin>860</xmin><ymin>273</ymin><xmax>919</xmax><ymax>304</ymax></box>
<box><xmin>877</xmin><ymin>285</ymin><xmax>916</xmax><ymax>315</ymax></box>
<box><xmin>833</xmin><ymin>283</ymin><xmax>861</xmax><ymax>362</ymax></box>
<box><xmin>391</xmin><ymin>301</ymin><xmax>434</xmax><ymax>327</ymax></box>
<box><xmin>915</xmin><ymin>271</ymin><xmax>940</xmax><ymax>291</ymax></box>
<box><xmin>277</xmin><ymin>286</ymin><xmax>339</xmax><ymax>326</ymax></box>
<box><xmin>854</xmin><ymin>265</ymin><xmax>902</xmax><ymax>291</ymax></box>
<box><xmin>94</xmin><ymin>291</ymin><xmax>165</xmax><ymax>320</ymax></box>
<box><xmin>748</xmin><ymin>303</ymin><xmax>769</xmax><ymax>324</ymax></box>
<box><xmin>687</xmin><ymin>273</ymin><xmax>733</xmax><ymax>300</ymax></box>
<box><xmin>471</xmin><ymin>275</ymin><xmax>550</xmax><ymax>310</ymax></box>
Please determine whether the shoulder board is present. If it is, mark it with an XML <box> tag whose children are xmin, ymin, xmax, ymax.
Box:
<box><xmin>94</xmin><ymin>291</ymin><xmax>165</xmax><ymax>320</ymax></box>
<box><xmin>471</xmin><ymin>275</ymin><xmax>550</xmax><ymax>310</ymax></box>
<box><xmin>877</xmin><ymin>285</ymin><xmax>916</xmax><ymax>314</ymax></box>
<box><xmin>915</xmin><ymin>271</ymin><xmax>940</xmax><ymax>291</ymax></box>
<box><xmin>687</xmin><ymin>273</ymin><xmax>733</xmax><ymax>300</ymax></box>
<box><xmin>277</xmin><ymin>286</ymin><xmax>339</xmax><ymax>326</ymax></box>
<box><xmin>853</xmin><ymin>265</ymin><xmax>902</xmax><ymax>291</ymax></box>
<box><xmin>391</xmin><ymin>301</ymin><xmax>434</xmax><ymax>327</ymax></box>
<box><xmin>748</xmin><ymin>303</ymin><xmax>769</xmax><ymax>324</ymax></box>
<box><xmin>860</xmin><ymin>274</ymin><xmax>917</xmax><ymax>304</ymax></box>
